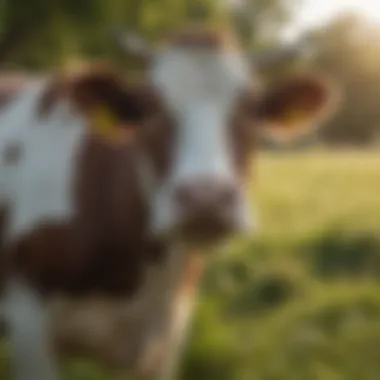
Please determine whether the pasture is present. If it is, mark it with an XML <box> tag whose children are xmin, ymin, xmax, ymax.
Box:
<box><xmin>2</xmin><ymin>150</ymin><xmax>380</xmax><ymax>380</ymax></box>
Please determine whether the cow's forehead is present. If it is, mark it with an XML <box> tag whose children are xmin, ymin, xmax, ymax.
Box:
<box><xmin>150</xmin><ymin>47</ymin><xmax>251</xmax><ymax>112</ymax></box>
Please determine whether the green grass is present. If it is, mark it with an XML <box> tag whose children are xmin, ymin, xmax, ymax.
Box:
<box><xmin>254</xmin><ymin>150</ymin><xmax>380</xmax><ymax>238</ymax></box>
<box><xmin>2</xmin><ymin>150</ymin><xmax>380</xmax><ymax>380</ymax></box>
<box><xmin>184</xmin><ymin>150</ymin><xmax>380</xmax><ymax>380</ymax></box>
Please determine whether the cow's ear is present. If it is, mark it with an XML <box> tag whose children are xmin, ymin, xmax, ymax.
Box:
<box><xmin>257</xmin><ymin>74</ymin><xmax>340</xmax><ymax>141</ymax></box>
<box><xmin>70</xmin><ymin>71</ymin><xmax>159</xmax><ymax>125</ymax></box>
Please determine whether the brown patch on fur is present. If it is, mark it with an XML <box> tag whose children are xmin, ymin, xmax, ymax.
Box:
<box><xmin>68</xmin><ymin>135</ymin><xmax>152</xmax><ymax>296</ymax></box>
<box><xmin>11</xmin><ymin>134</ymin><xmax>166</xmax><ymax>297</ymax></box>
<box><xmin>10</xmin><ymin>223</ymin><xmax>76</xmax><ymax>293</ymax></box>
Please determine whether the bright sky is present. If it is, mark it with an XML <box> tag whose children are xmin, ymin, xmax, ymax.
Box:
<box><xmin>283</xmin><ymin>0</ymin><xmax>380</xmax><ymax>41</ymax></box>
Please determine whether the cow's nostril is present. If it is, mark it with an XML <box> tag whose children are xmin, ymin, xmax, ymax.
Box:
<box><xmin>174</xmin><ymin>184</ymin><xmax>196</xmax><ymax>209</ymax></box>
<box><xmin>174</xmin><ymin>180</ymin><xmax>238</xmax><ymax>214</ymax></box>
<box><xmin>217</xmin><ymin>186</ymin><xmax>237</xmax><ymax>208</ymax></box>
<box><xmin>171</xmin><ymin>179</ymin><xmax>241</xmax><ymax>243</ymax></box>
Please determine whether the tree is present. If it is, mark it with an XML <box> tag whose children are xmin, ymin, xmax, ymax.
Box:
<box><xmin>305</xmin><ymin>13</ymin><xmax>380</xmax><ymax>145</ymax></box>
<box><xmin>228</xmin><ymin>0</ymin><xmax>301</xmax><ymax>49</ymax></box>
<box><xmin>0</xmin><ymin>0</ymin><xmax>301</xmax><ymax>70</ymax></box>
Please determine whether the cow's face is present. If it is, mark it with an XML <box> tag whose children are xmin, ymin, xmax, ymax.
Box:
<box><xmin>135</xmin><ymin>30</ymin><xmax>338</xmax><ymax>246</ymax></box>
<box><xmin>146</xmin><ymin>37</ymin><xmax>254</xmax><ymax>244</ymax></box>
<box><xmin>62</xmin><ymin>31</ymin><xmax>337</xmax><ymax>248</ymax></box>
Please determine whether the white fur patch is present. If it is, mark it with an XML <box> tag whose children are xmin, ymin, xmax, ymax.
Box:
<box><xmin>150</xmin><ymin>48</ymin><xmax>255</xmax><ymax>235</ymax></box>
<box><xmin>4</xmin><ymin>278</ymin><xmax>59</xmax><ymax>380</ymax></box>
<box><xmin>0</xmin><ymin>80</ymin><xmax>86</xmax><ymax>241</ymax></box>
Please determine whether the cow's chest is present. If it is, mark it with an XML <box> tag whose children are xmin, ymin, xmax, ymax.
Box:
<box><xmin>51</xmin><ymin>296</ymin><xmax>150</xmax><ymax>367</ymax></box>
<box><xmin>49</xmin><ymin>254</ymin><xmax>183</xmax><ymax>369</ymax></box>
<box><xmin>5</xmin><ymin>126</ymin><xmax>162</xmax><ymax>295</ymax></box>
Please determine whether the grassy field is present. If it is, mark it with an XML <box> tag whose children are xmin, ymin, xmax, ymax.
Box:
<box><xmin>2</xmin><ymin>150</ymin><xmax>380</xmax><ymax>380</ymax></box>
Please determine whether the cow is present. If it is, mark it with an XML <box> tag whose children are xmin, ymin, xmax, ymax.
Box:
<box><xmin>0</xmin><ymin>27</ymin><xmax>339</xmax><ymax>380</ymax></box>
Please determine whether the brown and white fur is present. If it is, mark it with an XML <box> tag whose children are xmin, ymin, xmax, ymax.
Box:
<box><xmin>0</xmin><ymin>28</ymin><xmax>339</xmax><ymax>380</ymax></box>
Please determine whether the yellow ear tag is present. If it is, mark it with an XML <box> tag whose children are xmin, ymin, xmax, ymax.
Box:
<box><xmin>92</xmin><ymin>106</ymin><xmax>119</xmax><ymax>141</ymax></box>
<box><xmin>280</xmin><ymin>109</ymin><xmax>307</xmax><ymax>128</ymax></box>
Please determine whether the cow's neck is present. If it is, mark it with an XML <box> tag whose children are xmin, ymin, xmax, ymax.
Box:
<box><xmin>66</xmin><ymin>134</ymin><xmax>164</xmax><ymax>296</ymax></box>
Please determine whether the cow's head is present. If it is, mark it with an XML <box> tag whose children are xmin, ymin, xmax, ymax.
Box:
<box><xmin>130</xmin><ymin>28</ymin><xmax>338</xmax><ymax>246</ymax></box>
<box><xmin>58</xmin><ymin>28</ymin><xmax>338</xmax><ymax>247</ymax></box>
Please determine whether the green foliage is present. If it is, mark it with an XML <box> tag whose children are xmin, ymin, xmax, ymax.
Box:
<box><xmin>0</xmin><ymin>0</ymin><xmax>299</xmax><ymax>69</ymax></box>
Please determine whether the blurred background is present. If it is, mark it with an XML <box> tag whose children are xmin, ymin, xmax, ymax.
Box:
<box><xmin>2</xmin><ymin>0</ymin><xmax>380</xmax><ymax>379</ymax></box>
